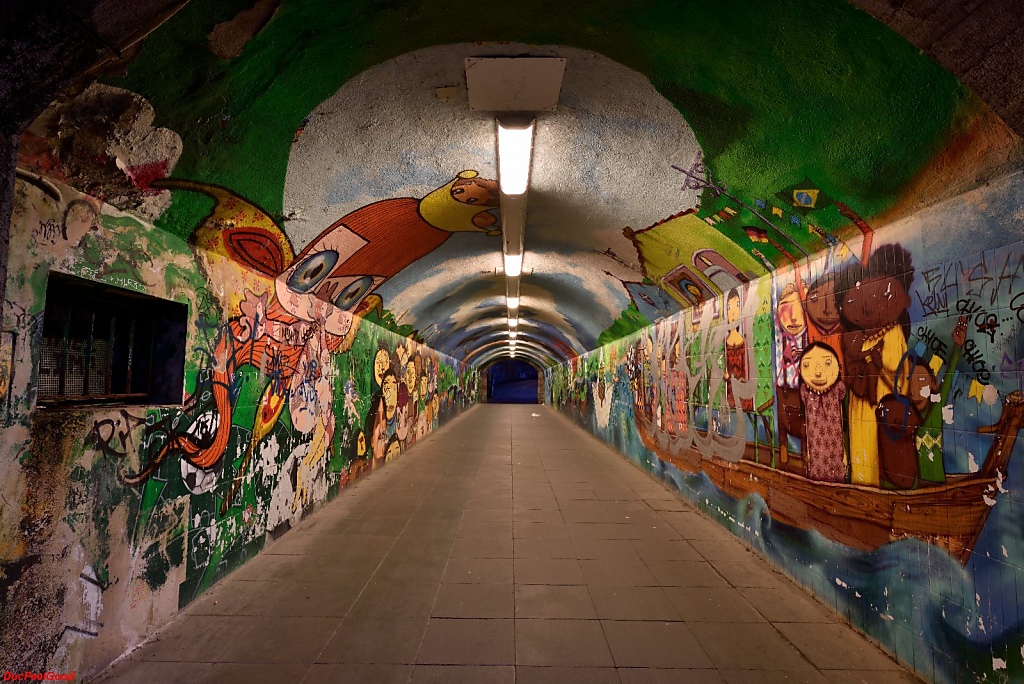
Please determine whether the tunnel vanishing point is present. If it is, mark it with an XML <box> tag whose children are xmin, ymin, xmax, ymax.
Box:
<box><xmin>2</xmin><ymin>0</ymin><xmax>1024</xmax><ymax>681</ymax></box>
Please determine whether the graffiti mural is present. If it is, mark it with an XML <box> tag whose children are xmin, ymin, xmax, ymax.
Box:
<box><xmin>548</xmin><ymin>170</ymin><xmax>1024</xmax><ymax>684</ymax></box>
<box><xmin>0</xmin><ymin>175</ymin><xmax>477</xmax><ymax>675</ymax></box>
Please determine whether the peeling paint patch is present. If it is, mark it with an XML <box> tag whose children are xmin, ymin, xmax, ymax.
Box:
<box><xmin>208</xmin><ymin>0</ymin><xmax>281</xmax><ymax>60</ymax></box>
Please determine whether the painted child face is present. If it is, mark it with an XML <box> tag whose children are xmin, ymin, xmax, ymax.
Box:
<box><xmin>372</xmin><ymin>406</ymin><xmax>387</xmax><ymax>460</ymax></box>
<box><xmin>450</xmin><ymin>177</ymin><xmax>499</xmax><ymax>206</ymax></box>
<box><xmin>386</xmin><ymin>439</ymin><xmax>401</xmax><ymax>460</ymax></box>
<box><xmin>373</xmin><ymin>349</ymin><xmax>390</xmax><ymax>386</ymax></box>
<box><xmin>906</xmin><ymin>362</ymin><xmax>939</xmax><ymax>413</ymax></box>
<box><xmin>405</xmin><ymin>361</ymin><xmax>417</xmax><ymax>391</ymax></box>
<box><xmin>805</xmin><ymin>278</ymin><xmax>840</xmax><ymax>332</ymax></box>
<box><xmin>778</xmin><ymin>291</ymin><xmax>807</xmax><ymax>336</ymax></box>
<box><xmin>382</xmin><ymin>374</ymin><xmax>399</xmax><ymax>417</ymax></box>
<box><xmin>841</xmin><ymin>275</ymin><xmax>909</xmax><ymax>331</ymax></box>
<box><xmin>799</xmin><ymin>346</ymin><xmax>840</xmax><ymax>392</ymax></box>
<box><xmin>726</xmin><ymin>294</ymin><xmax>741</xmax><ymax>324</ymax></box>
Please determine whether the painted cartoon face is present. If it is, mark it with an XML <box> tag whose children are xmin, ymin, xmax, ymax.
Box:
<box><xmin>382</xmin><ymin>372</ymin><xmax>399</xmax><ymax>418</ymax></box>
<box><xmin>405</xmin><ymin>361</ymin><xmax>417</xmax><ymax>392</ymax></box>
<box><xmin>450</xmin><ymin>177</ymin><xmax>499</xmax><ymax>206</ymax></box>
<box><xmin>841</xmin><ymin>275</ymin><xmax>909</xmax><ymax>331</ymax></box>
<box><xmin>906</xmin><ymin>362</ymin><xmax>939</xmax><ymax>413</ymax></box>
<box><xmin>420</xmin><ymin>374</ymin><xmax>428</xmax><ymax>398</ymax></box>
<box><xmin>800</xmin><ymin>345</ymin><xmax>840</xmax><ymax>391</ymax></box>
<box><xmin>276</xmin><ymin>218</ymin><xmax>384</xmax><ymax>327</ymax></box>
<box><xmin>371</xmin><ymin>403</ymin><xmax>387</xmax><ymax>462</ymax></box>
<box><xmin>778</xmin><ymin>290</ymin><xmax>807</xmax><ymax>336</ymax></box>
<box><xmin>386</xmin><ymin>437</ymin><xmax>401</xmax><ymax>461</ymax></box>
<box><xmin>373</xmin><ymin>349</ymin><xmax>390</xmax><ymax>386</ymax></box>
<box><xmin>726</xmin><ymin>293</ymin><xmax>741</xmax><ymax>324</ymax></box>
<box><xmin>805</xmin><ymin>277</ymin><xmax>840</xmax><ymax>332</ymax></box>
<box><xmin>395</xmin><ymin>403</ymin><xmax>410</xmax><ymax>441</ymax></box>
<box><xmin>431</xmin><ymin>395</ymin><xmax>439</xmax><ymax>417</ymax></box>
<box><xmin>356</xmin><ymin>430</ymin><xmax>366</xmax><ymax>456</ymax></box>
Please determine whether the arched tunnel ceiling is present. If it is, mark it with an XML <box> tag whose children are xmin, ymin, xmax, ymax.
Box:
<box><xmin>13</xmin><ymin>0</ymin><xmax>1024</xmax><ymax>367</ymax></box>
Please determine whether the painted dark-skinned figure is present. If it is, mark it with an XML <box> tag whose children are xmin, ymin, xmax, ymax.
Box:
<box><xmin>839</xmin><ymin>244</ymin><xmax>914</xmax><ymax>487</ymax></box>
<box><xmin>804</xmin><ymin>272</ymin><xmax>844</xmax><ymax>367</ymax></box>
<box><xmin>876</xmin><ymin>316</ymin><xmax>967</xmax><ymax>488</ymax></box>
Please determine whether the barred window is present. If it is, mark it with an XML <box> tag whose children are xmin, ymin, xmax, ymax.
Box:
<box><xmin>37</xmin><ymin>272</ymin><xmax>187</xmax><ymax>406</ymax></box>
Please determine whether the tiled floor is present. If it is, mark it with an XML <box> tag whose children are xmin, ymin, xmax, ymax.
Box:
<box><xmin>94</xmin><ymin>405</ymin><xmax>922</xmax><ymax>684</ymax></box>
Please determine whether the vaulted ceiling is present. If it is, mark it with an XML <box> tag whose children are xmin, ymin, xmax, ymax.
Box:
<box><xmin>9</xmin><ymin>0</ymin><xmax>1024</xmax><ymax>367</ymax></box>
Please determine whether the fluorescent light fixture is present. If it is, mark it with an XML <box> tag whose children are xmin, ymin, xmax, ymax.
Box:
<box><xmin>507</xmin><ymin>296</ymin><xmax>519</xmax><ymax>309</ymax></box>
<box><xmin>508</xmin><ymin>317</ymin><xmax>518</xmax><ymax>327</ymax></box>
<box><xmin>504</xmin><ymin>252</ymin><xmax>523</xmax><ymax>277</ymax></box>
<box><xmin>497</xmin><ymin>119</ymin><xmax>535</xmax><ymax>195</ymax></box>
<box><xmin>509</xmin><ymin>330</ymin><xmax>518</xmax><ymax>339</ymax></box>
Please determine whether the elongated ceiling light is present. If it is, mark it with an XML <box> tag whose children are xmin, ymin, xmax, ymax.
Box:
<box><xmin>467</xmin><ymin>57</ymin><xmax>564</xmax><ymax>363</ymax></box>
<box><xmin>497</xmin><ymin>116</ymin><xmax>534</xmax><ymax>359</ymax></box>
<box><xmin>504</xmin><ymin>252</ymin><xmax>523</xmax><ymax>278</ymax></box>
<box><xmin>497</xmin><ymin>119</ymin><xmax>535</xmax><ymax>196</ymax></box>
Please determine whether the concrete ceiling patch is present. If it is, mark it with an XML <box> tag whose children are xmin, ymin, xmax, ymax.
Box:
<box><xmin>465</xmin><ymin>57</ymin><xmax>567</xmax><ymax>112</ymax></box>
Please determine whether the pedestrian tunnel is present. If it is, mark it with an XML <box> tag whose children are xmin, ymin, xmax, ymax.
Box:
<box><xmin>3</xmin><ymin>2</ymin><xmax>1024</xmax><ymax>682</ymax></box>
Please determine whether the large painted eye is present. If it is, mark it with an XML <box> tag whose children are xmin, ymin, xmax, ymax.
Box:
<box><xmin>333</xmin><ymin>276</ymin><xmax>373</xmax><ymax>310</ymax></box>
<box><xmin>287</xmin><ymin>251</ymin><xmax>339</xmax><ymax>293</ymax></box>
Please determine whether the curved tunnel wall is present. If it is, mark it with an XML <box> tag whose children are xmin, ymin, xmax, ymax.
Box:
<box><xmin>0</xmin><ymin>176</ymin><xmax>478</xmax><ymax>675</ymax></box>
<box><xmin>3</xmin><ymin>0</ymin><xmax>1024</xmax><ymax>678</ymax></box>
<box><xmin>546</xmin><ymin>168</ymin><xmax>1024</xmax><ymax>683</ymax></box>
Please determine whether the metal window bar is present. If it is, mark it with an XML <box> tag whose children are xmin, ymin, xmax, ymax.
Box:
<box><xmin>147</xmin><ymin>318</ymin><xmax>155</xmax><ymax>395</ymax></box>
<box><xmin>83</xmin><ymin>312</ymin><xmax>94</xmax><ymax>396</ymax></box>
<box><xmin>58</xmin><ymin>307</ymin><xmax>70</xmax><ymax>396</ymax></box>
<box><xmin>125</xmin><ymin>316</ymin><xmax>136</xmax><ymax>394</ymax></box>
<box><xmin>40</xmin><ymin>305</ymin><xmax>154</xmax><ymax>403</ymax></box>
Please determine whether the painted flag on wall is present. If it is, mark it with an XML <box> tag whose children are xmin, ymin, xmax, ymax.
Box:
<box><xmin>744</xmin><ymin>226</ymin><xmax>770</xmax><ymax>243</ymax></box>
<box><xmin>775</xmin><ymin>178</ymin><xmax>833</xmax><ymax>215</ymax></box>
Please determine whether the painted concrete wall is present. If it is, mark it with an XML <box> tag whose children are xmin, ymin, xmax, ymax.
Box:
<box><xmin>547</xmin><ymin>168</ymin><xmax>1024</xmax><ymax>684</ymax></box>
<box><xmin>0</xmin><ymin>175</ymin><xmax>477</xmax><ymax>676</ymax></box>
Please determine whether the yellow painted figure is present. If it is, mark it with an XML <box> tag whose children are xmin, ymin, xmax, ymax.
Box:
<box><xmin>840</xmin><ymin>244</ymin><xmax>915</xmax><ymax>487</ymax></box>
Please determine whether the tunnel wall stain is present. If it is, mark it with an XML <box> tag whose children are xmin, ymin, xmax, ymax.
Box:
<box><xmin>0</xmin><ymin>176</ymin><xmax>478</xmax><ymax>676</ymax></box>
<box><xmin>546</xmin><ymin>169</ymin><xmax>1024</xmax><ymax>684</ymax></box>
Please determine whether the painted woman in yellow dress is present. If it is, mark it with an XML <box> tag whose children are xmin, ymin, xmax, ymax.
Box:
<box><xmin>839</xmin><ymin>245</ymin><xmax>915</xmax><ymax>487</ymax></box>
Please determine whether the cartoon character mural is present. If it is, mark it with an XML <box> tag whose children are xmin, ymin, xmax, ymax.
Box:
<box><xmin>550</xmin><ymin>173</ymin><xmax>1024</xmax><ymax>684</ymax></box>
<box><xmin>0</xmin><ymin>170</ymin><xmax>478</xmax><ymax>675</ymax></box>
<box><xmin>133</xmin><ymin>170</ymin><xmax>497</xmax><ymax>507</ymax></box>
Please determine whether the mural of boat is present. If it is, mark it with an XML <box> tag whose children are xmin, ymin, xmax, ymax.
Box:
<box><xmin>633</xmin><ymin>391</ymin><xmax>1024</xmax><ymax>564</ymax></box>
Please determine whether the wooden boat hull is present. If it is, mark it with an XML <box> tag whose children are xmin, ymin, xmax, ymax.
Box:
<box><xmin>635</xmin><ymin>414</ymin><xmax>1013</xmax><ymax>564</ymax></box>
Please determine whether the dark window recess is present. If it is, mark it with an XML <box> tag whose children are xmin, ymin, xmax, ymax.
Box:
<box><xmin>38</xmin><ymin>273</ymin><xmax>188</xmax><ymax>406</ymax></box>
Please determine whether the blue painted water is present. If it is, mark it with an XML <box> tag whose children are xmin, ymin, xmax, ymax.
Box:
<box><xmin>560</xmin><ymin>376</ymin><xmax>1024</xmax><ymax>684</ymax></box>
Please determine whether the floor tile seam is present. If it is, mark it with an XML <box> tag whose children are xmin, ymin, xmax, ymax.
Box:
<box><xmin>504</xmin><ymin>408</ymin><xmax>518</xmax><ymax>666</ymax></box>
<box><xmin>308</xmin><ymin>426</ymin><xmax>470</xmax><ymax>673</ymax></box>
<box><xmin>405</xmin><ymin>432</ymin><xmax>490</xmax><ymax>668</ymax></box>
<box><xmin>538</xmin><ymin>409</ymin><xmax>844</xmax><ymax>676</ymax></box>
